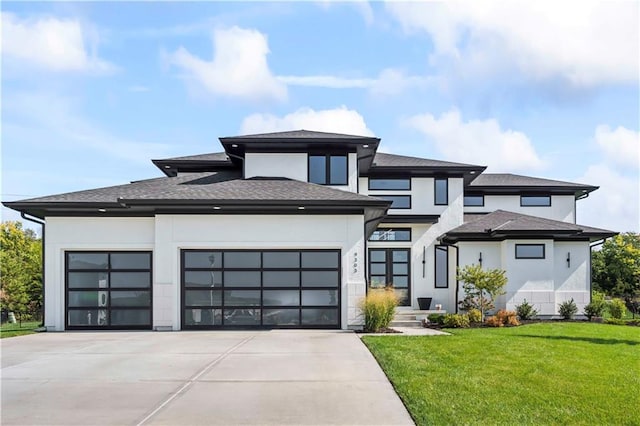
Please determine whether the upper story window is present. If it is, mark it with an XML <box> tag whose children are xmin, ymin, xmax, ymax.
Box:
<box><xmin>464</xmin><ymin>194</ymin><xmax>484</xmax><ymax>206</ymax></box>
<box><xmin>520</xmin><ymin>195</ymin><xmax>551</xmax><ymax>207</ymax></box>
<box><xmin>515</xmin><ymin>244</ymin><xmax>545</xmax><ymax>259</ymax></box>
<box><xmin>377</xmin><ymin>195</ymin><xmax>411</xmax><ymax>209</ymax></box>
<box><xmin>309</xmin><ymin>155</ymin><xmax>348</xmax><ymax>185</ymax></box>
<box><xmin>369</xmin><ymin>228</ymin><xmax>412</xmax><ymax>241</ymax></box>
<box><xmin>369</xmin><ymin>178</ymin><xmax>411</xmax><ymax>190</ymax></box>
<box><xmin>434</xmin><ymin>178</ymin><xmax>448</xmax><ymax>205</ymax></box>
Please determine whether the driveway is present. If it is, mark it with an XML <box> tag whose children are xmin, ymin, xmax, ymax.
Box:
<box><xmin>1</xmin><ymin>331</ymin><xmax>414</xmax><ymax>425</ymax></box>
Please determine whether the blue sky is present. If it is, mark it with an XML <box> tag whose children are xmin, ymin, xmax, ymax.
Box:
<box><xmin>2</xmin><ymin>1</ymin><xmax>639</xmax><ymax>232</ymax></box>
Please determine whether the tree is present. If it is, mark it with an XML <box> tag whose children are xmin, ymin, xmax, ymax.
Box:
<box><xmin>0</xmin><ymin>221</ymin><xmax>42</xmax><ymax>325</ymax></box>
<box><xmin>457</xmin><ymin>264</ymin><xmax>508</xmax><ymax>321</ymax></box>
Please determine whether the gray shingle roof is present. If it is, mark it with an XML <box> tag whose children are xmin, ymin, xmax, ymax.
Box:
<box><xmin>221</xmin><ymin>129</ymin><xmax>377</xmax><ymax>140</ymax></box>
<box><xmin>372</xmin><ymin>152</ymin><xmax>483</xmax><ymax>169</ymax></box>
<box><xmin>469</xmin><ymin>173</ymin><xmax>596</xmax><ymax>189</ymax></box>
<box><xmin>155</xmin><ymin>152</ymin><xmax>230</xmax><ymax>162</ymax></box>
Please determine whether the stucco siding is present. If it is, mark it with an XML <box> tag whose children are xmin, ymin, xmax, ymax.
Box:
<box><xmin>464</xmin><ymin>195</ymin><xmax>576</xmax><ymax>223</ymax></box>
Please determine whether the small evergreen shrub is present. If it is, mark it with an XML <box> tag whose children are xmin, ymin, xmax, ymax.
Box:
<box><xmin>467</xmin><ymin>308</ymin><xmax>482</xmax><ymax>323</ymax></box>
<box><xmin>485</xmin><ymin>316</ymin><xmax>503</xmax><ymax>327</ymax></box>
<box><xmin>495</xmin><ymin>309</ymin><xmax>520</xmax><ymax>326</ymax></box>
<box><xmin>584</xmin><ymin>300</ymin><xmax>607</xmax><ymax>320</ymax></box>
<box><xmin>608</xmin><ymin>298</ymin><xmax>627</xmax><ymax>320</ymax></box>
<box><xmin>443</xmin><ymin>313</ymin><xmax>470</xmax><ymax>328</ymax></box>
<box><xmin>558</xmin><ymin>298</ymin><xmax>578</xmax><ymax>320</ymax></box>
<box><xmin>515</xmin><ymin>299</ymin><xmax>538</xmax><ymax>320</ymax></box>
<box><xmin>360</xmin><ymin>289</ymin><xmax>399</xmax><ymax>332</ymax></box>
<box><xmin>604</xmin><ymin>318</ymin><xmax>626</xmax><ymax>326</ymax></box>
<box><xmin>427</xmin><ymin>313</ymin><xmax>445</xmax><ymax>325</ymax></box>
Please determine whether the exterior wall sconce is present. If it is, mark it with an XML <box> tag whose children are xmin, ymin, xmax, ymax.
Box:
<box><xmin>567</xmin><ymin>252</ymin><xmax>571</xmax><ymax>268</ymax></box>
<box><xmin>478</xmin><ymin>252</ymin><xmax>483</xmax><ymax>266</ymax></box>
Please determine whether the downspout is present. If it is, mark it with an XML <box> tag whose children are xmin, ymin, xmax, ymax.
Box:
<box><xmin>589</xmin><ymin>238</ymin><xmax>609</xmax><ymax>304</ymax></box>
<box><xmin>20</xmin><ymin>212</ymin><xmax>45</xmax><ymax>328</ymax></box>
<box><xmin>226</xmin><ymin>152</ymin><xmax>246</xmax><ymax>177</ymax></box>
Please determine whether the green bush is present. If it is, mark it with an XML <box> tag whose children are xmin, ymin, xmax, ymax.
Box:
<box><xmin>604</xmin><ymin>318</ymin><xmax>627</xmax><ymax>326</ymax></box>
<box><xmin>443</xmin><ymin>313</ymin><xmax>470</xmax><ymax>328</ymax></box>
<box><xmin>584</xmin><ymin>300</ymin><xmax>607</xmax><ymax>320</ymax></box>
<box><xmin>360</xmin><ymin>289</ymin><xmax>399</xmax><ymax>332</ymax></box>
<box><xmin>467</xmin><ymin>308</ymin><xmax>482</xmax><ymax>323</ymax></box>
<box><xmin>607</xmin><ymin>298</ymin><xmax>627</xmax><ymax>319</ymax></box>
<box><xmin>427</xmin><ymin>314</ymin><xmax>445</xmax><ymax>325</ymax></box>
<box><xmin>558</xmin><ymin>299</ymin><xmax>578</xmax><ymax>320</ymax></box>
<box><xmin>515</xmin><ymin>299</ymin><xmax>538</xmax><ymax>320</ymax></box>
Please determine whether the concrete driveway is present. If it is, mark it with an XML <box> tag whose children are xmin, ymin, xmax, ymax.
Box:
<box><xmin>1</xmin><ymin>331</ymin><xmax>414</xmax><ymax>425</ymax></box>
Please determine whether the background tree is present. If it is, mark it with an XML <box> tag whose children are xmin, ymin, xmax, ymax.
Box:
<box><xmin>0</xmin><ymin>221</ymin><xmax>42</xmax><ymax>325</ymax></box>
<box><xmin>457</xmin><ymin>264</ymin><xmax>508</xmax><ymax>321</ymax></box>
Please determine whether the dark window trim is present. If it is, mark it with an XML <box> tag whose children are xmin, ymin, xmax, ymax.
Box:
<box><xmin>515</xmin><ymin>244</ymin><xmax>546</xmax><ymax>259</ymax></box>
<box><xmin>368</xmin><ymin>178</ymin><xmax>412</xmax><ymax>191</ymax></box>
<box><xmin>434</xmin><ymin>178</ymin><xmax>448</xmax><ymax>206</ymax></box>
<box><xmin>181</xmin><ymin>249</ymin><xmax>341</xmax><ymax>330</ymax></box>
<box><xmin>434</xmin><ymin>245</ymin><xmax>448</xmax><ymax>288</ymax></box>
<box><xmin>368</xmin><ymin>248</ymin><xmax>411</xmax><ymax>306</ymax></box>
<box><xmin>308</xmin><ymin>154</ymin><xmax>348</xmax><ymax>186</ymax></box>
<box><xmin>463</xmin><ymin>194</ymin><xmax>485</xmax><ymax>207</ymax></box>
<box><xmin>520</xmin><ymin>195</ymin><xmax>552</xmax><ymax>207</ymax></box>
<box><xmin>65</xmin><ymin>251</ymin><xmax>153</xmax><ymax>330</ymax></box>
<box><xmin>376</xmin><ymin>195</ymin><xmax>411</xmax><ymax>209</ymax></box>
<box><xmin>368</xmin><ymin>227</ymin><xmax>412</xmax><ymax>242</ymax></box>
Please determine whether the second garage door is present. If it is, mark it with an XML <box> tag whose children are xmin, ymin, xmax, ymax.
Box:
<box><xmin>181</xmin><ymin>249</ymin><xmax>341</xmax><ymax>329</ymax></box>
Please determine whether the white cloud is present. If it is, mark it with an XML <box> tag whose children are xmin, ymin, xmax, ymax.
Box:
<box><xmin>576</xmin><ymin>164</ymin><xmax>639</xmax><ymax>232</ymax></box>
<box><xmin>594</xmin><ymin>125</ymin><xmax>639</xmax><ymax>169</ymax></box>
<box><xmin>404</xmin><ymin>109</ymin><xmax>544</xmax><ymax>171</ymax></box>
<box><xmin>0</xmin><ymin>12</ymin><xmax>114</xmax><ymax>73</ymax></box>
<box><xmin>240</xmin><ymin>106</ymin><xmax>374</xmax><ymax>136</ymax></box>
<box><xmin>386</xmin><ymin>1</ymin><xmax>639</xmax><ymax>87</ymax></box>
<box><xmin>168</xmin><ymin>26</ymin><xmax>287</xmax><ymax>102</ymax></box>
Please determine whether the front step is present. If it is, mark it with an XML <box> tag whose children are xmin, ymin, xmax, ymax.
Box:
<box><xmin>392</xmin><ymin>309</ymin><xmax>448</xmax><ymax>328</ymax></box>
<box><xmin>389</xmin><ymin>320</ymin><xmax>424</xmax><ymax>328</ymax></box>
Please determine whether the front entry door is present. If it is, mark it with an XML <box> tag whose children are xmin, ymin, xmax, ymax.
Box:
<box><xmin>368</xmin><ymin>249</ymin><xmax>411</xmax><ymax>306</ymax></box>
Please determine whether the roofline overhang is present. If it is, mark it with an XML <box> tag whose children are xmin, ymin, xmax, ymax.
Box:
<box><xmin>440</xmin><ymin>230</ymin><xmax>618</xmax><ymax>244</ymax></box>
<box><xmin>151</xmin><ymin>159</ymin><xmax>237</xmax><ymax>177</ymax></box>
<box><xmin>465</xmin><ymin>185</ymin><xmax>599</xmax><ymax>198</ymax></box>
<box><xmin>380</xmin><ymin>214</ymin><xmax>440</xmax><ymax>224</ymax></box>
<box><xmin>365</xmin><ymin>165</ymin><xmax>486</xmax><ymax>184</ymax></box>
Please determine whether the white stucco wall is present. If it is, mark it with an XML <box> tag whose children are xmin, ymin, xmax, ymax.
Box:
<box><xmin>244</xmin><ymin>153</ymin><xmax>307</xmax><ymax>181</ymax></box>
<box><xmin>464</xmin><ymin>195</ymin><xmax>576</xmax><ymax>223</ymax></box>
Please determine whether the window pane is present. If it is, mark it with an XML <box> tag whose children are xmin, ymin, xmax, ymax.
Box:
<box><xmin>369</xmin><ymin>250</ymin><xmax>386</xmax><ymax>262</ymax></box>
<box><xmin>329</xmin><ymin>156</ymin><xmax>347</xmax><ymax>185</ymax></box>
<box><xmin>224</xmin><ymin>309</ymin><xmax>260</xmax><ymax>325</ymax></box>
<box><xmin>111</xmin><ymin>272</ymin><xmax>150</xmax><ymax>288</ymax></box>
<box><xmin>68</xmin><ymin>253</ymin><xmax>108</xmax><ymax>270</ymax></box>
<box><xmin>435</xmin><ymin>246</ymin><xmax>448</xmax><ymax>288</ymax></box>
<box><xmin>224</xmin><ymin>252</ymin><xmax>261</xmax><ymax>268</ymax></box>
<box><xmin>110</xmin><ymin>291</ymin><xmax>150</xmax><ymax>307</ymax></box>
<box><xmin>263</xmin><ymin>290</ymin><xmax>300</xmax><ymax>306</ymax></box>
<box><xmin>263</xmin><ymin>271</ymin><xmax>300</xmax><ymax>287</ymax></box>
<box><xmin>184</xmin><ymin>252</ymin><xmax>222</xmax><ymax>269</ymax></box>
<box><xmin>68</xmin><ymin>291</ymin><xmax>108</xmax><ymax>307</ymax></box>
<box><xmin>378</xmin><ymin>195</ymin><xmax>411</xmax><ymax>209</ymax></box>
<box><xmin>224</xmin><ymin>271</ymin><xmax>261</xmax><ymax>287</ymax></box>
<box><xmin>370</xmin><ymin>264</ymin><xmax>386</xmax><ymax>275</ymax></box>
<box><xmin>111</xmin><ymin>253</ymin><xmax>151</xmax><ymax>269</ymax></box>
<box><xmin>370</xmin><ymin>276</ymin><xmax>386</xmax><ymax>288</ymax></box>
<box><xmin>68</xmin><ymin>309</ymin><xmax>107</xmax><ymax>326</ymax></box>
<box><xmin>393</xmin><ymin>263</ymin><xmax>408</xmax><ymax>274</ymax></box>
<box><xmin>464</xmin><ymin>195</ymin><xmax>484</xmax><ymax>206</ymax></box>
<box><xmin>110</xmin><ymin>309</ymin><xmax>150</xmax><ymax>326</ymax></box>
<box><xmin>184</xmin><ymin>271</ymin><xmax>222</xmax><ymax>287</ymax></box>
<box><xmin>394</xmin><ymin>289</ymin><xmax>409</xmax><ymax>306</ymax></box>
<box><xmin>392</xmin><ymin>250</ymin><xmax>409</xmax><ymax>262</ymax></box>
<box><xmin>301</xmin><ymin>308</ymin><xmax>338</xmax><ymax>325</ymax></box>
<box><xmin>185</xmin><ymin>290</ymin><xmax>222</xmax><ymax>307</ymax></box>
<box><xmin>369</xmin><ymin>229</ymin><xmax>411</xmax><ymax>241</ymax></box>
<box><xmin>392</xmin><ymin>276</ymin><xmax>408</xmax><ymax>288</ymax></box>
<box><xmin>224</xmin><ymin>290</ymin><xmax>261</xmax><ymax>306</ymax></box>
<box><xmin>435</xmin><ymin>178</ymin><xmax>448</xmax><ymax>205</ymax></box>
<box><xmin>68</xmin><ymin>272</ymin><xmax>108</xmax><ymax>289</ymax></box>
<box><xmin>301</xmin><ymin>252</ymin><xmax>339</xmax><ymax>268</ymax></box>
<box><xmin>369</xmin><ymin>179</ymin><xmax>410</xmax><ymax>190</ymax></box>
<box><xmin>263</xmin><ymin>309</ymin><xmax>300</xmax><ymax>325</ymax></box>
<box><xmin>301</xmin><ymin>271</ymin><xmax>339</xmax><ymax>287</ymax></box>
<box><xmin>521</xmin><ymin>196</ymin><xmax>551</xmax><ymax>206</ymax></box>
<box><xmin>516</xmin><ymin>244</ymin><xmax>545</xmax><ymax>259</ymax></box>
<box><xmin>309</xmin><ymin>155</ymin><xmax>326</xmax><ymax>184</ymax></box>
<box><xmin>263</xmin><ymin>252</ymin><xmax>299</xmax><ymax>268</ymax></box>
<box><xmin>302</xmin><ymin>290</ymin><xmax>338</xmax><ymax>306</ymax></box>
<box><xmin>184</xmin><ymin>308</ymin><xmax>221</xmax><ymax>326</ymax></box>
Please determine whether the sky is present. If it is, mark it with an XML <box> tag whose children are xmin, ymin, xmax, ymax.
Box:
<box><xmin>1</xmin><ymin>1</ymin><xmax>639</xmax><ymax>233</ymax></box>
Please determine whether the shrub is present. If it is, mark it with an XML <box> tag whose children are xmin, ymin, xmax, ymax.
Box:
<box><xmin>360</xmin><ymin>289</ymin><xmax>399</xmax><ymax>332</ymax></box>
<box><xmin>605</xmin><ymin>318</ymin><xmax>627</xmax><ymax>326</ymax></box>
<box><xmin>495</xmin><ymin>309</ymin><xmax>520</xmax><ymax>326</ymax></box>
<box><xmin>467</xmin><ymin>308</ymin><xmax>482</xmax><ymax>323</ymax></box>
<box><xmin>584</xmin><ymin>300</ymin><xmax>607</xmax><ymax>320</ymax></box>
<box><xmin>485</xmin><ymin>316</ymin><xmax>503</xmax><ymax>327</ymax></box>
<box><xmin>558</xmin><ymin>298</ymin><xmax>578</xmax><ymax>320</ymax></box>
<box><xmin>608</xmin><ymin>298</ymin><xmax>627</xmax><ymax>320</ymax></box>
<box><xmin>515</xmin><ymin>299</ymin><xmax>538</xmax><ymax>320</ymax></box>
<box><xmin>442</xmin><ymin>313</ymin><xmax>470</xmax><ymax>328</ymax></box>
<box><xmin>457</xmin><ymin>265</ymin><xmax>507</xmax><ymax>321</ymax></box>
<box><xmin>427</xmin><ymin>313</ymin><xmax>445</xmax><ymax>325</ymax></box>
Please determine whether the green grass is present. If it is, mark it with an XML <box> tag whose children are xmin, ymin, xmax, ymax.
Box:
<box><xmin>363</xmin><ymin>323</ymin><xmax>640</xmax><ymax>426</ymax></box>
<box><xmin>0</xmin><ymin>321</ymin><xmax>40</xmax><ymax>338</ymax></box>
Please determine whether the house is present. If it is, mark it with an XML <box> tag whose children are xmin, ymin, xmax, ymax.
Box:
<box><xmin>4</xmin><ymin>129</ymin><xmax>616</xmax><ymax>330</ymax></box>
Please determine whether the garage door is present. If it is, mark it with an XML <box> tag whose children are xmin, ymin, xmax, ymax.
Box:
<box><xmin>181</xmin><ymin>250</ymin><xmax>341</xmax><ymax>329</ymax></box>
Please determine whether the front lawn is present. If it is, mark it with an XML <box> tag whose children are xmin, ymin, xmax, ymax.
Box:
<box><xmin>0</xmin><ymin>321</ymin><xmax>40</xmax><ymax>339</ymax></box>
<box><xmin>363</xmin><ymin>323</ymin><xmax>639</xmax><ymax>425</ymax></box>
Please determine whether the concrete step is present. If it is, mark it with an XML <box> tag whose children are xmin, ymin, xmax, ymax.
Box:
<box><xmin>389</xmin><ymin>320</ymin><xmax>424</xmax><ymax>328</ymax></box>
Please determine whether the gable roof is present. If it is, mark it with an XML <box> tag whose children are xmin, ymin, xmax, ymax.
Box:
<box><xmin>468</xmin><ymin>173</ymin><xmax>598</xmax><ymax>197</ymax></box>
<box><xmin>441</xmin><ymin>210</ymin><xmax>616</xmax><ymax>243</ymax></box>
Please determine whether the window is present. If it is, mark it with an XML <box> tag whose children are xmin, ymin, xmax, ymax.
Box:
<box><xmin>515</xmin><ymin>244</ymin><xmax>545</xmax><ymax>259</ymax></box>
<box><xmin>308</xmin><ymin>154</ymin><xmax>348</xmax><ymax>185</ymax></box>
<box><xmin>66</xmin><ymin>251</ymin><xmax>152</xmax><ymax>329</ymax></box>
<box><xmin>464</xmin><ymin>195</ymin><xmax>484</xmax><ymax>206</ymax></box>
<box><xmin>435</xmin><ymin>245</ymin><xmax>448</xmax><ymax>288</ymax></box>
<box><xmin>435</xmin><ymin>178</ymin><xmax>448</xmax><ymax>205</ymax></box>
<box><xmin>377</xmin><ymin>195</ymin><xmax>411</xmax><ymax>209</ymax></box>
<box><xmin>368</xmin><ymin>249</ymin><xmax>411</xmax><ymax>306</ymax></box>
<box><xmin>520</xmin><ymin>195</ymin><xmax>551</xmax><ymax>206</ymax></box>
<box><xmin>369</xmin><ymin>228</ymin><xmax>411</xmax><ymax>241</ymax></box>
<box><xmin>369</xmin><ymin>178</ymin><xmax>410</xmax><ymax>190</ymax></box>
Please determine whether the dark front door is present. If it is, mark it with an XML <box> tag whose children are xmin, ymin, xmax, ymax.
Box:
<box><xmin>368</xmin><ymin>248</ymin><xmax>411</xmax><ymax>306</ymax></box>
